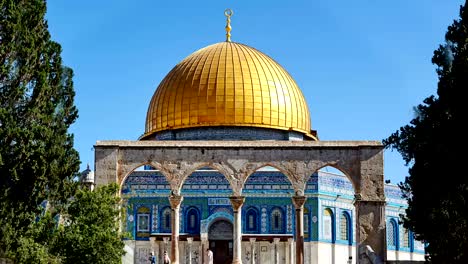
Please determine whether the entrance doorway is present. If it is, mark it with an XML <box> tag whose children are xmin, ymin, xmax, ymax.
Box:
<box><xmin>208</xmin><ymin>219</ymin><xmax>233</xmax><ymax>264</ymax></box>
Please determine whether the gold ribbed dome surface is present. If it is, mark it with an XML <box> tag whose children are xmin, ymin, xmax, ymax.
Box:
<box><xmin>143</xmin><ymin>42</ymin><xmax>315</xmax><ymax>139</ymax></box>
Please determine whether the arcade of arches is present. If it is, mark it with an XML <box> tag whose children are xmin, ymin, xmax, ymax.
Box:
<box><xmin>95</xmin><ymin>140</ymin><xmax>388</xmax><ymax>263</ymax></box>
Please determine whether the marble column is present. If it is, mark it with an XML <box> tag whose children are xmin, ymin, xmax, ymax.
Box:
<box><xmin>169</xmin><ymin>195</ymin><xmax>184</xmax><ymax>264</ymax></box>
<box><xmin>229</xmin><ymin>196</ymin><xmax>245</xmax><ymax>264</ymax></box>
<box><xmin>274</xmin><ymin>238</ymin><xmax>280</xmax><ymax>264</ymax></box>
<box><xmin>288</xmin><ymin>238</ymin><xmax>294</xmax><ymax>264</ymax></box>
<box><xmin>292</xmin><ymin>196</ymin><xmax>306</xmax><ymax>264</ymax></box>
<box><xmin>249</xmin><ymin>238</ymin><xmax>256</xmax><ymax>264</ymax></box>
<box><xmin>187</xmin><ymin>237</ymin><xmax>193</xmax><ymax>264</ymax></box>
<box><xmin>201</xmin><ymin>234</ymin><xmax>208</xmax><ymax>264</ymax></box>
<box><xmin>150</xmin><ymin>237</ymin><xmax>157</xmax><ymax>260</ymax></box>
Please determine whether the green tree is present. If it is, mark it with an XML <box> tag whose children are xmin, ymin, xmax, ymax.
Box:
<box><xmin>0</xmin><ymin>0</ymin><xmax>79</xmax><ymax>256</ymax></box>
<box><xmin>53</xmin><ymin>184</ymin><xmax>126</xmax><ymax>264</ymax></box>
<box><xmin>1</xmin><ymin>1</ymin><xmax>125</xmax><ymax>263</ymax></box>
<box><xmin>384</xmin><ymin>2</ymin><xmax>467</xmax><ymax>263</ymax></box>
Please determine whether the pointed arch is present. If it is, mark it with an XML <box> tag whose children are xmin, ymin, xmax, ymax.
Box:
<box><xmin>243</xmin><ymin>163</ymin><xmax>295</xmax><ymax>187</ymax></box>
<box><xmin>178</xmin><ymin>162</ymin><xmax>239</xmax><ymax>194</ymax></box>
<box><xmin>119</xmin><ymin>161</ymin><xmax>170</xmax><ymax>194</ymax></box>
<box><xmin>312</xmin><ymin>164</ymin><xmax>358</xmax><ymax>192</ymax></box>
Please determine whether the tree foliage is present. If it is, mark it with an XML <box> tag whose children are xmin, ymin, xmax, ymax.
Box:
<box><xmin>384</xmin><ymin>2</ymin><xmax>468</xmax><ymax>263</ymax></box>
<box><xmin>0</xmin><ymin>0</ymin><xmax>79</xmax><ymax>253</ymax></box>
<box><xmin>53</xmin><ymin>184</ymin><xmax>126</xmax><ymax>264</ymax></box>
<box><xmin>0</xmin><ymin>1</ymin><xmax>125</xmax><ymax>262</ymax></box>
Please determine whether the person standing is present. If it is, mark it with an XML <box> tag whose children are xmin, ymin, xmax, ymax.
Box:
<box><xmin>206</xmin><ymin>248</ymin><xmax>213</xmax><ymax>264</ymax></box>
<box><xmin>149</xmin><ymin>252</ymin><xmax>156</xmax><ymax>264</ymax></box>
<box><xmin>163</xmin><ymin>251</ymin><xmax>170</xmax><ymax>264</ymax></box>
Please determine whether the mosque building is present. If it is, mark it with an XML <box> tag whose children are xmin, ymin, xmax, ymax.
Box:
<box><xmin>91</xmin><ymin>10</ymin><xmax>425</xmax><ymax>264</ymax></box>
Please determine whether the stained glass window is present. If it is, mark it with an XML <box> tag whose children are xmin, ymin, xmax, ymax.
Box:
<box><xmin>271</xmin><ymin>208</ymin><xmax>283</xmax><ymax>232</ymax></box>
<box><xmin>161</xmin><ymin>207</ymin><xmax>172</xmax><ymax>232</ymax></box>
<box><xmin>387</xmin><ymin>220</ymin><xmax>397</xmax><ymax>247</ymax></box>
<box><xmin>340</xmin><ymin>212</ymin><xmax>349</xmax><ymax>241</ymax></box>
<box><xmin>246</xmin><ymin>208</ymin><xmax>258</xmax><ymax>232</ymax></box>
<box><xmin>186</xmin><ymin>208</ymin><xmax>199</xmax><ymax>233</ymax></box>
<box><xmin>402</xmin><ymin>228</ymin><xmax>410</xmax><ymax>248</ymax></box>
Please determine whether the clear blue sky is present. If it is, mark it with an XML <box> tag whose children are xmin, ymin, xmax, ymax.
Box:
<box><xmin>46</xmin><ymin>0</ymin><xmax>464</xmax><ymax>184</ymax></box>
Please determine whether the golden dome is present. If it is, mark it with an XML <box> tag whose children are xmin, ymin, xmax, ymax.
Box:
<box><xmin>142</xmin><ymin>42</ymin><xmax>316</xmax><ymax>140</ymax></box>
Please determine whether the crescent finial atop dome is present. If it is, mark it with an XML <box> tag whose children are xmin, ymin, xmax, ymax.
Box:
<box><xmin>225</xmin><ymin>9</ymin><xmax>233</xmax><ymax>42</ymax></box>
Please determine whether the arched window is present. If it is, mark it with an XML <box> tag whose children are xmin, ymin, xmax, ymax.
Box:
<box><xmin>387</xmin><ymin>219</ymin><xmax>398</xmax><ymax>248</ymax></box>
<box><xmin>246</xmin><ymin>207</ymin><xmax>259</xmax><ymax>233</ymax></box>
<box><xmin>271</xmin><ymin>208</ymin><xmax>284</xmax><ymax>233</ymax></box>
<box><xmin>186</xmin><ymin>207</ymin><xmax>199</xmax><ymax>233</ymax></box>
<box><xmin>402</xmin><ymin>228</ymin><xmax>410</xmax><ymax>248</ymax></box>
<box><xmin>323</xmin><ymin>208</ymin><xmax>334</xmax><ymax>241</ymax></box>
<box><xmin>137</xmin><ymin>206</ymin><xmax>150</xmax><ymax>232</ymax></box>
<box><xmin>304</xmin><ymin>207</ymin><xmax>310</xmax><ymax>239</ymax></box>
<box><xmin>340</xmin><ymin>212</ymin><xmax>351</xmax><ymax>242</ymax></box>
<box><xmin>161</xmin><ymin>207</ymin><xmax>172</xmax><ymax>233</ymax></box>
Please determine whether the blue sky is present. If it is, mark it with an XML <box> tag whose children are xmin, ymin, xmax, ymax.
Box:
<box><xmin>46</xmin><ymin>0</ymin><xmax>464</xmax><ymax>184</ymax></box>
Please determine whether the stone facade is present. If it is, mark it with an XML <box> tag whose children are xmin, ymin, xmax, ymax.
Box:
<box><xmin>95</xmin><ymin>140</ymin><xmax>393</xmax><ymax>263</ymax></box>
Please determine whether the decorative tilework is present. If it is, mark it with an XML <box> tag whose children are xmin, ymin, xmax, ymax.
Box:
<box><xmin>208</xmin><ymin>198</ymin><xmax>230</xmax><ymax>205</ymax></box>
<box><xmin>152</xmin><ymin>205</ymin><xmax>158</xmax><ymax>232</ymax></box>
<box><xmin>286</xmin><ymin>205</ymin><xmax>293</xmax><ymax>233</ymax></box>
<box><xmin>153</xmin><ymin>127</ymin><xmax>304</xmax><ymax>141</ymax></box>
<box><xmin>122</xmin><ymin>167</ymin><xmax>411</xmax><ymax>253</ymax></box>
<box><xmin>261</xmin><ymin>207</ymin><xmax>267</xmax><ymax>233</ymax></box>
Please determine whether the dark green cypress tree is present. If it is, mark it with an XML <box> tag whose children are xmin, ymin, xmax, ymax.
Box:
<box><xmin>0</xmin><ymin>0</ymin><xmax>80</xmax><ymax>256</ymax></box>
<box><xmin>384</xmin><ymin>2</ymin><xmax>468</xmax><ymax>263</ymax></box>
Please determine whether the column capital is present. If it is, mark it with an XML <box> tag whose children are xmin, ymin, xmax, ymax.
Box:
<box><xmin>291</xmin><ymin>196</ymin><xmax>307</xmax><ymax>209</ymax></box>
<box><xmin>187</xmin><ymin>237</ymin><xmax>193</xmax><ymax>244</ymax></box>
<box><xmin>249</xmin><ymin>238</ymin><xmax>256</xmax><ymax>244</ymax></box>
<box><xmin>287</xmin><ymin>238</ymin><xmax>294</xmax><ymax>244</ymax></box>
<box><xmin>163</xmin><ymin>237</ymin><xmax>170</xmax><ymax>243</ymax></box>
<box><xmin>229</xmin><ymin>196</ymin><xmax>245</xmax><ymax>212</ymax></box>
<box><xmin>273</xmin><ymin>238</ymin><xmax>281</xmax><ymax>244</ymax></box>
<box><xmin>201</xmin><ymin>233</ymin><xmax>208</xmax><ymax>242</ymax></box>
<box><xmin>150</xmin><ymin>237</ymin><xmax>156</xmax><ymax>243</ymax></box>
<box><xmin>169</xmin><ymin>194</ymin><xmax>184</xmax><ymax>209</ymax></box>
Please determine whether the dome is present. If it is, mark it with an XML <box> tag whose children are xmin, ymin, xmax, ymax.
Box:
<box><xmin>80</xmin><ymin>164</ymin><xmax>94</xmax><ymax>184</ymax></box>
<box><xmin>141</xmin><ymin>41</ymin><xmax>317</xmax><ymax>140</ymax></box>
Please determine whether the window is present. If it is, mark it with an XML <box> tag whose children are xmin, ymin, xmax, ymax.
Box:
<box><xmin>186</xmin><ymin>208</ymin><xmax>199</xmax><ymax>233</ymax></box>
<box><xmin>402</xmin><ymin>228</ymin><xmax>410</xmax><ymax>248</ymax></box>
<box><xmin>246</xmin><ymin>208</ymin><xmax>258</xmax><ymax>232</ymax></box>
<box><xmin>304</xmin><ymin>207</ymin><xmax>309</xmax><ymax>239</ymax></box>
<box><xmin>161</xmin><ymin>207</ymin><xmax>172</xmax><ymax>232</ymax></box>
<box><xmin>323</xmin><ymin>208</ymin><xmax>334</xmax><ymax>241</ymax></box>
<box><xmin>271</xmin><ymin>208</ymin><xmax>284</xmax><ymax>233</ymax></box>
<box><xmin>387</xmin><ymin>219</ymin><xmax>397</xmax><ymax>248</ymax></box>
<box><xmin>137</xmin><ymin>206</ymin><xmax>150</xmax><ymax>232</ymax></box>
<box><xmin>340</xmin><ymin>212</ymin><xmax>350</xmax><ymax>241</ymax></box>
